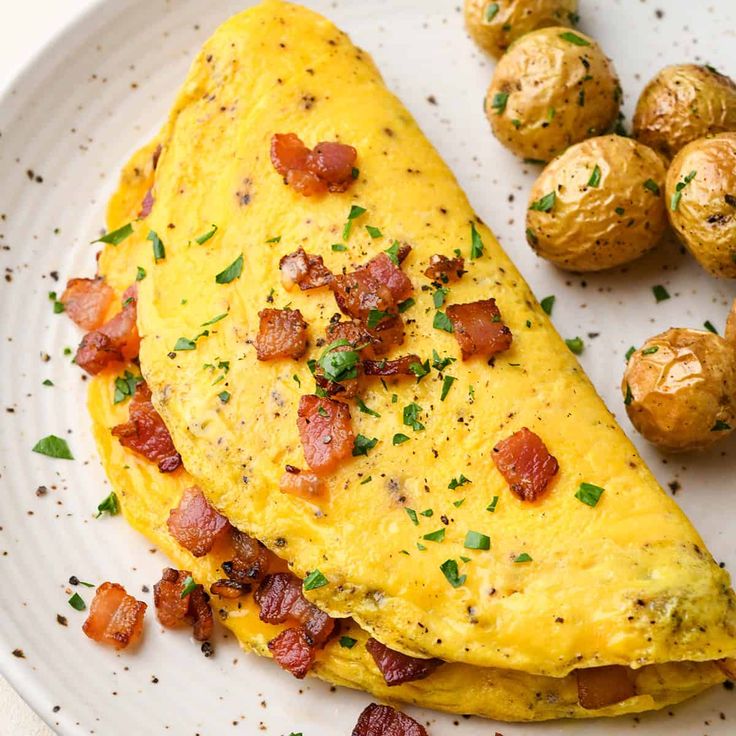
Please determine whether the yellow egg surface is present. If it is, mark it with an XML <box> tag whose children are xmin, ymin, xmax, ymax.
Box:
<box><xmin>115</xmin><ymin>0</ymin><xmax>736</xmax><ymax>679</ymax></box>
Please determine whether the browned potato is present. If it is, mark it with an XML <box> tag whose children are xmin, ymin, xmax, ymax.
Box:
<box><xmin>486</xmin><ymin>27</ymin><xmax>620</xmax><ymax>162</ymax></box>
<box><xmin>666</xmin><ymin>132</ymin><xmax>736</xmax><ymax>278</ymax></box>
<box><xmin>464</xmin><ymin>0</ymin><xmax>578</xmax><ymax>59</ymax></box>
<box><xmin>622</xmin><ymin>315</ymin><xmax>736</xmax><ymax>452</ymax></box>
<box><xmin>633</xmin><ymin>64</ymin><xmax>736</xmax><ymax>161</ymax></box>
<box><xmin>525</xmin><ymin>135</ymin><xmax>667</xmax><ymax>271</ymax></box>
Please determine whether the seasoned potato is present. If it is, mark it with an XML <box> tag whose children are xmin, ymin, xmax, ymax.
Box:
<box><xmin>525</xmin><ymin>135</ymin><xmax>667</xmax><ymax>271</ymax></box>
<box><xmin>622</xmin><ymin>319</ymin><xmax>736</xmax><ymax>452</ymax></box>
<box><xmin>665</xmin><ymin>132</ymin><xmax>736</xmax><ymax>278</ymax></box>
<box><xmin>464</xmin><ymin>0</ymin><xmax>578</xmax><ymax>59</ymax></box>
<box><xmin>633</xmin><ymin>64</ymin><xmax>736</xmax><ymax>161</ymax></box>
<box><xmin>486</xmin><ymin>27</ymin><xmax>620</xmax><ymax>162</ymax></box>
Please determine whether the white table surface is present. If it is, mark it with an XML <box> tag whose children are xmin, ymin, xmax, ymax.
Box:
<box><xmin>0</xmin><ymin>5</ymin><xmax>98</xmax><ymax>732</ymax></box>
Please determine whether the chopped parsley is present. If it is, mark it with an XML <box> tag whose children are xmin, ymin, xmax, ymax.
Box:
<box><xmin>148</xmin><ymin>230</ymin><xmax>165</xmax><ymax>261</ymax></box>
<box><xmin>625</xmin><ymin>346</ymin><xmax>636</xmax><ymax>361</ymax></box>
<box><xmin>331</xmin><ymin>243</ymin><xmax>348</xmax><ymax>252</ymax></box>
<box><xmin>433</xmin><ymin>286</ymin><xmax>449</xmax><ymax>308</ymax></box>
<box><xmin>352</xmin><ymin>434</ymin><xmax>378</xmax><ymax>456</ymax></box>
<box><xmin>95</xmin><ymin>492</ymin><xmax>119</xmax><ymax>518</ymax></box>
<box><xmin>339</xmin><ymin>636</ymin><xmax>357</xmax><ymax>649</ymax></box>
<box><xmin>303</xmin><ymin>569</ymin><xmax>329</xmax><ymax>590</ymax></box>
<box><xmin>113</xmin><ymin>370</ymin><xmax>142</xmax><ymax>404</ymax></box>
<box><xmin>432</xmin><ymin>350</ymin><xmax>455</xmax><ymax>372</ymax></box>
<box><xmin>587</xmin><ymin>164</ymin><xmax>602</xmax><ymax>188</ymax></box>
<box><xmin>641</xmin><ymin>346</ymin><xmax>659</xmax><ymax>355</ymax></box>
<box><xmin>464</xmin><ymin>531</ymin><xmax>491</xmax><ymax>551</ymax></box>
<box><xmin>575</xmin><ymin>482</ymin><xmax>605</xmax><ymax>507</ymax></box>
<box><xmin>342</xmin><ymin>205</ymin><xmax>367</xmax><ymax>240</ymax></box>
<box><xmin>453</xmin><ymin>498</ymin><xmax>465</xmax><ymax>508</ymax></box>
<box><xmin>440</xmin><ymin>375</ymin><xmax>457</xmax><ymax>401</ymax></box>
<box><xmin>384</xmin><ymin>240</ymin><xmax>401</xmax><ymax>265</ymax></box>
<box><xmin>319</xmin><ymin>339</ymin><xmax>361</xmax><ymax>382</ymax></box>
<box><xmin>265</xmin><ymin>236</ymin><xmax>281</xmax><ymax>244</ymax></box>
<box><xmin>624</xmin><ymin>383</ymin><xmax>633</xmax><ymax>406</ymax></box>
<box><xmin>529</xmin><ymin>191</ymin><xmax>556</xmax><ymax>212</ymax></box>
<box><xmin>218</xmin><ymin>391</ymin><xmax>231</xmax><ymax>404</ymax></box>
<box><xmin>643</xmin><ymin>178</ymin><xmax>660</xmax><ymax>195</ymax></box>
<box><xmin>215</xmin><ymin>254</ymin><xmax>244</xmax><ymax>284</ymax></box>
<box><xmin>48</xmin><ymin>291</ymin><xmax>64</xmax><ymax>314</ymax></box>
<box><xmin>403</xmin><ymin>403</ymin><xmax>425</xmax><ymax>432</ymax></box>
<box><xmin>93</xmin><ymin>222</ymin><xmax>133</xmax><ymax>246</ymax></box>
<box><xmin>448</xmin><ymin>474</ymin><xmax>470</xmax><ymax>490</ymax></box>
<box><xmin>174</xmin><ymin>337</ymin><xmax>197</xmax><ymax>351</ymax></box>
<box><xmin>704</xmin><ymin>320</ymin><xmax>718</xmax><ymax>334</ymax></box>
<box><xmin>201</xmin><ymin>312</ymin><xmax>229</xmax><ymax>327</ymax></box>
<box><xmin>42</xmin><ymin>379</ymin><xmax>53</xmax><ymax>387</ymax></box>
<box><xmin>360</xmin><ymin>476</ymin><xmax>372</xmax><ymax>485</ymax></box>
<box><xmin>194</xmin><ymin>224</ymin><xmax>218</xmax><ymax>245</ymax></box>
<box><xmin>565</xmin><ymin>336</ymin><xmax>584</xmax><ymax>355</ymax></box>
<box><xmin>490</xmin><ymin>91</ymin><xmax>509</xmax><ymax>114</ymax></box>
<box><xmin>652</xmin><ymin>284</ymin><xmax>670</xmax><ymax>303</ymax></box>
<box><xmin>32</xmin><ymin>435</ymin><xmax>73</xmax><ymax>460</ymax></box>
<box><xmin>486</xmin><ymin>495</ymin><xmax>499</xmax><ymax>513</ymax></box>
<box><xmin>420</xmin><ymin>508</ymin><xmax>434</xmax><ymax>518</ymax></box>
<box><xmin>367</xmin><ymin>309</ymin><xmax>392</xmax><ymax>328</ymax></box>
<box><xmin>540</xmin><ymin>295</ymin><xmax>555</xmax><ymax>315</ymax></box>
<box><xmin>409</xmin><ymin>359</ymin><xmax>431</xmax><ymax>381</ymax></box>
<box><xmin>559</xmin><ymin>31</ymin><xmax>590</xmax><ymax>46</ymax></box>
<box><xmin>671</xmin><ymin>170</ymin><xmax>697</xmax><ymax>211</ymax></box>
<box><xmin>423</xmin><ymin>528</ymin><xmax>446</xmax><ymax>543</ymax></box>
<box><xmin>68</xmin><ymin>593</ymin><xmax>86</xmax><ymax>611</ymax></box>
<box><xmin>135</xmin><ymin>266</ymin><xmax>146</xmax><ymax>281</ymax></box>
<box><xmin>398</xmin><ymin>297</ymin><xmax>415</xmax><ymax>313</ymax></box>
<box><xmin>180</xmin><ymin>576</ymin><xmax>198</xmax><ymax>598</ymax></box>
<box><xmin>433</xmin><ymin>311</ymin><xmax>454</xmax><ymax>333</ymax></box>
<box><xmin>484</xmin><ymin>2</ymin><xmax>499</xmax><ymax>21</ymax></box>
<box><xmin>712</xmin><ymin>420</ymin><xmax>732</xmax><ymax>432</ymax></box>
<box><xmin>514</xmin><ymin>552</ymin><xmax>533</xmax><ymax>563</ymax></box>
<box><xmin>356</xmin><ymin>398</ymin><xmax>380</xmax><ymax>417</ymax></box>
<box><xmin>393</xmin><ymin>433</ymin><xmax>410</xmax><ymax>445</ymax></box>
<box><xmin>405</xmin><ymin>508</ymin><xmax>419</xmax><ymax>525</ymax></box>
<box><xmin>365</xmin><ymin>225</ymin><xmax>383</xmax><ymax>239</ymax></box>
<box><xmin>440</xmin><ymin>559</ymin><xmax>466</xmax><ymax>588</ymax></box>
<box><xmin>470</xmin><ymin>222</ymin><xmax>484</xmax><ymax>259</ymax></box>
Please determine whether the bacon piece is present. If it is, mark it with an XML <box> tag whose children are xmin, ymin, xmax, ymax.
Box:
<box><xmin>61</xmin><ymin>277</ymin><xmax>114</xmax><ymax>330</ymax></box>
<box><xmin>279</xmin><ymin>247</ymin><xmax>333</xmax><ymax>291</ymax></box>
<box><xmin>297</xmin><ymin>395</ymin><xmax>354</xmax><ymax>473</ymax></box>
<box><xmin>166</xmin><ymin>486</ymin><xmax>231</xmax><ymax>557</ymax></box>
<box><xmin>270</xmin><ymin>133</ymin><xmax>357</xmax><ymax>197</ymax></box>
<box><xmin>255</xmin><ymin>572</ymin><xmax>334</xmax><ymax>646</ymax></box>
<box><xmin>152</xmin><ymin>568</ymin><xmax>213</xmax><ymax>642</ymax></box>
<box><xmin>111</xmin><ymin>382</ymin><xmax>182</xmax><ymax>472</ymax></box>
<box><xmin>280</xmin><ymin>468</ymin><xmax>326</xmax><ymax>499</ymax></box>
<box><xmin>331</xmin><ymin>269</ymin><xmax>395</xmax><ymax>322</ymax></box>
<box><xmin>314</xmin><ymin>372</ymin><xmax>359</xmax><ymax>399</ymax></box>
<box><xmin>210</xmin><ymin>579</ymin><xmax>251</xmax><ymax>599</ymax></box>
<box><xmin>424</xmin><ymin>254</ymin><xmax>465</xmax><ymax>283</ymax></box>
<box><xmin>365</xmin><ymin>251</ymin><xmax>413</xmax><ymax>304</ymax></box>
<box><xmin>139</xmin><ymin>187</ymin><xmax>154</xmax><ymax>218</ymax></box>
<box><xmin>221</xmin><ymin>529</ymin><xmax>272</xmax><ymax>584</ymax></box>
<box><xmin>82</xmin><ymin>582</ymin><xmax>146</xmax><ymax>650</ymax></box>
<box><xmin>492</xmin><ymin>427</ymin><xmax>559</xmax><ymax>502</ymax></box>
<box><xmin>369</xmin><ymin>315</ymin><xmax>406</xmax><ymax>356</ymax></box>
<box><xmin>268</xmin><ymin>626</ymin><xmax>316</xmax><ymax>679</ymax></box>
<box><xmin>255</xmin><ymin>308</ymin><xmax>308</xmax><ymax>361</ymax></box>
<box><xmin>351</xmin><ymin>704</ymin><xmax>428</xmax><ymax>736</ymax></box>
<box><xmin>365</xmin><ymin>638</ymin><xmax>441</xmax><ymax>687</ymax></box>
<box><xmin>446</xmin><ymin>298</ymin><xmax>512</xmax><ymax>360</ymax></box>
<box><xmin>75</xmin><ymin>285</ymin><xmax>140</xmax><ymax>374</ymax></box>
<box><xmin>577</xmin><ymin>666</ymin><xmax>635</xmax><ymax>710</ymax></box>
<box><xmin>363</xmin><ymin>354</ymin><xmax>421</xmax><ymax>376</ymax></box>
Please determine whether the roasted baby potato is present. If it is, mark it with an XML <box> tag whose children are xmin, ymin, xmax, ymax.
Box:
<box><xmin>525</xmin><ymin>135</ymin><xmax>667</xmax><ymax>271</ymax></box>
<box><xmin>622</xmin><ymin>315</ymin><xmax>736</xmax><ymax>452</ymax></box>
<box><xmin>666</xmin><ymin>132</ymin><xmax>736</xmax><ymax>278</ymax></box>
<box><xmin>633</xmin><ymin>64</ymin><xmax>736</xmax><ymax>161</ymax></box>
<box><xmin>486</xmin><ymin>27</ymin><xmax>620</xmax><ymax>162</ymax></box>
<box><xmin>464</xmin><ymin>0</ymin><xmax>578</xmax><ymax>59</ymax></box>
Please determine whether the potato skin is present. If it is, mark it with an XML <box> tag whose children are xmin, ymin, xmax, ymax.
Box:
<box><xmin>525</xmin><ymin>135</ymin><xmax>667</xmax><ymax>271</ymax></box>
<box><xmin>622</xmin><ymin>327</ymin><xmax>736</xmax><ymax>453</ymax></box>
<box><xmin>486</xmin><ymin>27</ymin><xmax>620</xmax><ymax>162</ymax></box>
<box><xmin>464</xmin><ymin>0</ymin><xmax>578</xmax><ymax>59</ymax></box>
<box><xmin>665</xmin><ymin>132</ymin><xmax>736</xmax><ymax>278</ymax></box>
<box><xmin>633</xmin><ymin>65</ymin><xmax>736</xmax><ymax>161</ymax></box>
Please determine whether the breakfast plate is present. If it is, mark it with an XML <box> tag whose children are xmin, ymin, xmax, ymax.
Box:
<box><xmin>1</xmin><ymin>1</ymin><xmax>735</xmax><ymax>734</ymax></box>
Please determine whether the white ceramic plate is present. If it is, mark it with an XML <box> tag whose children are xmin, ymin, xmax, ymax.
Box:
<box><xmin>1</xmin><ymin>1</ymin><xmax>736</xmax><ymax>734</ymax></box>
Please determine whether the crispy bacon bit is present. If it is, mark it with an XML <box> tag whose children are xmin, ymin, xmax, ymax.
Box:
<box><xmin>210</xmin><ymin>579</ymin><xmax>251</xmax><ymax>599</ymax></box>
<box><xmin>365</xmin><ymin>638</ymin><xmax>441</xmax><ymax>687</ymax></box>
<box><xmin>351</xmin><ymin>704</ymin><xmax>428</xmax><ymax>736</ymax></box>
<box><xmin>279</xmin><ymin>469</ymin><xmax>325</xmax><ymax>499</ymax></box>
<box><xmin>492</xmin><ymin>427</ymin><xmax>559</xmax><ymax>502</ymax></box>
<box><xmin>111</xmin><ymin>382</ymin><xmax>182</xmax><ymax>472</ymax></box>
<box><xmin>331</xmin><ymin>269</ymin><xmax>395</xmax><ymax>322</ymax></box>
<box><xmin>166</xmin><ymin>486</ymin><xmax>231</xmax><ymax>557</ymax></box>
<box><xmin>368</xmin><ymin>315</ymin><xmax>406</xmax><ymax>356</ymax></box>
<box><xmin>365</xmin><ymin>251</ymin><xmax>413</xmax><ymax>303</ymax></box>
<box><xmin>221</xmin><ymin>529</ymin><xmax>272</xmax><ymax>584</ymax></box>
<box><xmin>82</xmin><ymin>582</ymin><xmax>146</xmax><ymax>650</ymax></box>
<box><xmin>297</xmin><ymin>395</ymin><xmax>354</xmax><ymax>473</ymax></box>
<box><xmin>256</xmin><ymin>572</ymin><xmax>335</xmax><ymax>645</ymax></box>
<box><xmin>314</xmin><ymin>371</ymin><xmax>359</xmax><ymax>399</ymax></box>
<box><xmin>279</xmin><ymin>247</ymin><xmax>333</xmax><ymax>291</ymax></box>
<box><xmin>75</xmin><ymin>285</ymin><xmax>140</xmax><ymax>374</ymax></box>
<box><xmin>61</xmin><ymin>277</ymin><xmax>114</xmax><ymax>330</ymax></box>
<box><xmin>255</xmin><ymin>308</ymin><xmax>308</xmax><ymax>361</ymax></box>
<box><xmin>271</xmin><ymin>133</ymin><xmax>357</xmax><ymax>196</ymax></box>
<box><xmin>139</xmin><ymin>187</ymin><xmax>154</xmax><ymax>218</ymax></box>
<box><xmin>446</xmin><ymin>298</ymin><xmax>513</xmax><ymax>360</ymax></box>
<box><xmin>153</xmin><ymin>568</ymin><xmax>213</xmax><ymax>642</ymax></box>
<box><xmin>268</xmin><ymin>626</ymin><xmax>316</xmax><ymax>678</ymax></box>
<box><xmin>424</xmin><ymin>254</ymin><xmax>465</xmax><ymax>283</ymax></box>
<box><xmin>577</xmin><ymin>666</ymin><xmax>636</xmax><ymax>710</ymax></box>
<box><xmin>363</xmin><ymin>354</ymin><xmax>421</xmax><ymax>376</ymax></box>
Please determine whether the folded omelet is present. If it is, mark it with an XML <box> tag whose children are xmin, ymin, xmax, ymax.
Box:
<box><xmin>90</xmin><ymin>0</ymin><xmax>736</xmax><ymax>720</ymax></box>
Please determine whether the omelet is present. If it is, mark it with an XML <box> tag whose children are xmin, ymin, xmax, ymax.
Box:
<box><xmin>89</xmin><ymin>0</ymin><xmax>736</xmax><ymax>719</ymax></box>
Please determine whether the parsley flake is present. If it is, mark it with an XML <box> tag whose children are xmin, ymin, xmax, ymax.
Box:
<box><xmin>575</xmin><ymin>482</ymin><xmax>605</xmax><ymax>507</ymax></box>
<box><xmin>148</xmin><ymin>230</ymin><xmax>165</xmax><ymax>261</ymax></box>
<box><xmin>180</xmin><ymin>576</ymin><xmax>198</xmax><ymax>598</ymax></box>
<box><xmin>433</xmin><ymin>287</ymin><xmax>449</xmax><ymax>308</ymax></box>
<box><xmin>398</xmin><ymin>297</ymin><xmax>415</xmax><ymax>313</ymax></box>
<box><xmin>433</xmin><ymin>311</ymin><xmax>454</xmax><ymax>333</ymax></box>
<box><xmin>339</xmin><ymin>636</ymin><xmax>357</xmax><ymax>649</ymax></box>
<box><xmin>342</xmin><ymin>205</ymin><xmax>367</xmax><ymax>240</ymax></box>
<box><xmin>303</xmin><ymin>569</ymin><xmax>329</xmax><ymax>590</ymax></box>
<box><xmin>486</xmin><ymin>496</ymin><xmax>499</xmax><ymax>513</ymax></box>
<box><xmin>218</xmin><ymin>391</ymin><xmax>231</xmax><ymax>404</ymax></box>
<box><xmin>215</xmin><ymin>254</ymin><xmax>244</xmax><ymax>284</ymax></box>
<box><xmin>423</xmin><ymin>528</ymin><xmax>446</xmax><ymax>543</ymax></box>
<box><xmin>464</xmin><ymin>531</ymin><xmax>491</xmax><ymax>550</ymax></box>
<box><xmin>194</xmin><ymin>224</ymin><xmax>218</xmax><ymax>245</ymax></box>
<box><xmin>356</xmin><ymin>398</ymin><xmax>380</xmax><ymax>417</ymax></box>
<box><xmin>652</xmin><ymin>285</ymin><xmax>670</xmax><ymax>303</ymax></box>
<box><xmin>403</xmin><ymin>403</ymin><xmax>425</xmax><ymax>432</ymax></box>
<box><xmin>529</xmin><ymin>191</ymin><xmax>556</xmax><ymax>212</ymax></box>
<box><xmin>485</xmin><ymin>2</ymin><xmax>499</xmax><ymax>21</ymax></box>
<box><xmin>384</xmin><ymin>240</ymin><xmax>401</xmax><ymax>265</ymax></box>
<box><xmin>32</xmin><ymin>435</ymin><xmax>73</xmax><ymax>460</ymax></box>
<box><xmin>540</xmin><ymin>295</ymin><xmax>555</xmax><ymax>315</ymax></box>
<box><xmin>470</xmin><ymin>222</ymin><xmax>484</xmax><ymax>259</ymax></box>
<box><xmin>319</xmin><ymin>339</ymin><xmax>361</xmax><ymax>382</ymax></box>
<box><xmin>587</xmin><ymin>164</ymin><xmax>602</xmax><ymax>188</ymax></box>
<box><xmin>393</xmin><ymin>433</ymin><xmax>410</xmax><ymax>445</ymax></box>
<box><xmin>409</xmin><ymin>359</ymin><xmax>431</xmax><ymax>381</ymax></box>
<box><xmin>365</xmin><ymin>225</ymin><xmax>383</xmax><ymax>239</ymax></box>
<box><xmin>490</xmin><ymin>91</ymin><xmax>509</xmax><ymax>114</ymax></box>
<box><xmin>712</xmin><ymin>420</ymin><xmax>732</xmax><ymax>432</ymax></box>
<box><xmin>113</xmin><ymin>371</ymin><xmax>142</xmax><ymax>404</ymax></box>
<box><xmin>440</xmin><ymin>375</ymin><xmax>457</xmax><ymax>401</ymax></box>
<box><xmin>135</xmin><ymin>266</ymin><xmax>146</xmax><ymax>281</ymax></box>
<box><xmin>644</xmin><ymin>179</ymin><xmax>660</xmax><ymax>195</ymax></box>
<box><xmin>352</xmin><ymin>434</ymin><xmax>378</xmax><ymax>456</ymax></box>
<box><xmin>671</xmin><ymin>170</ymin><xmax>697</xmax><ymax>211</ymax></box>
<box><xmin>68</xmin><ymin>593</ymin><xmax>86</xmax><ymax>611</ymax></box>
<box><xmin>514</xmin><ymin>552</ymin><xmax>533</xmax><ymax>563</ymax></box>
<box><xmin>565</xmin><ymin>336</ymin><xmax>584</xmax><ymax>355</ymax></box>
<box><xmin>367</xmin><ymin>309</ymin><xmax>392</xmax><ymax>329</ymax></box>
<box><xmin>95</xmin><ymin>492</ymin><xmax>120</xmax><ymax>518</ymax></box>
<box><xmin>448</xmin><ymin>475</ymin><xmax>471</xmax><ymax>490</ymax></box>
<box><xmin>559</xmin><ymin>31</ymin><xmax>590</xmax><ymax>46</ymax></box>
<box><xmin>704</xmin><ymin>320</ymin><xmax>718</xmax><ymax>334</ymax></box>
<box><xmin>406</xmin><ymin>508</ymin><xmax>419</xmax><ymax>525</ymax></box>
<box><xmin>93</xmin><ymin>222</ymin><xmax>133</xmax><ymax>246</ymax></box>
<box><xmin>440</xmin><ymin>559</ymin><xmax>466</xmax><ymax>588</ymax></box>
